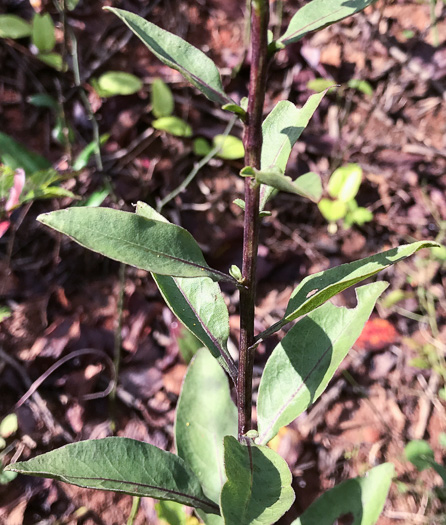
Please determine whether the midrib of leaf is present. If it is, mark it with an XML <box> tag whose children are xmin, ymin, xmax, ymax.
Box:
<box><xmin>258</xmin><ymin>312</ymin><xmax>356</xmax><ymax>445</ymax></box>
<box><xmin>262</xmin><ymin>105</ymin><xmax>297</xmax><ymax>171</ymax></box>
<box><xmin>285</xmin><ymin>272</ymin><xmax>379</xmax><ymax>322</ymax></box>
<box><xmin>111</xmin><ymin>12</ymin><xmax>229</xmax><ymax>105</ymax></box>
<box><xmin>257</xmin><ymin>268</ymin><xmax>400</xmax><ymax>342</ymax></box>
<box><xmin>78</xmin><ymin>224</ymin><xmax>229</xmax><ymax>281</ymax></box>
<box><xmin>33</xmin><ymin>472</ymin><xmax>219</xmax><ymax>511</ymax></box>
<box><xmin>280</xmin><ymin>8</ymin><xmax>343</xmax><ymax>43</ymax></box>
<box><xmin>138</xmin><ymin>31</ymin><xmax>227</xmax><ymax>103</ymax></box>
<box><xmin>172</xmin><ymin>276</ymin><xmax>237</xmax><ymax>381</ymax></box>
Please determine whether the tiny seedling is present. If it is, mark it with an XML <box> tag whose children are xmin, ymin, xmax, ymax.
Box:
<box><xmin>0</xmin><ymin>11</ymin><xmax>65</xmax><ymax>70</ymax></box>
<box><xmin>92</xmin><ymin>71</ymin><xmax>143</xmax><ymax>98</ymax></box>
<box><xmin>318</xmin><ymin>163</ymin><xmax>373</xmax><ymax>232</ymax></box>
<box><xmin>5</xmin><ymin>2</ymin><xmax>440</xmax><ymax>524</ymax></box>
<box><xmin>151</xmin><ymin>76</ymin><xmax>244</xmax><ymax>158</ymax></box>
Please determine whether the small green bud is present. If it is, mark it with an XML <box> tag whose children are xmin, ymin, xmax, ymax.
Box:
<box><xmin>229</xmin><ymin>265</ymin><xmax>243</xmax><ymax>281</ymax></box>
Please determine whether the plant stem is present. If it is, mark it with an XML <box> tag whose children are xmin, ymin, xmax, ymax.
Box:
<box><xmin>238</xmin><ymin>0</ymin><xmax>270</xmax><ymax>442</ymax></box>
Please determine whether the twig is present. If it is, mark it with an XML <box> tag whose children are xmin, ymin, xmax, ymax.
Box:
<box><xmin>0</xmin><ymin>347</ymin><xmax>72</xmax><ymax>441</ymax></box>
<box><xmin>127</xmin><ymin>496</ymin><xmax>141</xmax><ymax>525</ymax></box>
<box><xmin>156</xmin><ymin>115</ymin><xmax>237</xmax><ymax>212</ymax></box>
<box><xmin>413</xmin><ymin>372</ymin><xmax>442</xmax><ymax>440</ymax></box>
<box><xmin>110</xmin><ymin>263</ymin><xmax>126</xmax><ymax>431</ymax></box>
<box><xmin>15</xmin><ymin>348</ymin><xmax>116</xmax><ymax>409</ymax></box>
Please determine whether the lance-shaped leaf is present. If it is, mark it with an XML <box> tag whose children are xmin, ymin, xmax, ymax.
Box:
<box><xmin>246</xmin><ymin>167</ymin><xmax>321</xmax><ymax>203</ymax></box>
<box><xmin>276</xmin><ymin>0</ymin><xmax>376</xmax><ymax>49</ymax></box>
<box><xmin>105</xmin><ymin>8</ymin><xmax>231</xmax><ymax>106</ymax></box>
<box><xmin>260</xmin><ymin>91</ymin><xmax>330</xmax><ymax>208</ymax></box>
<box><xmin>38</xmin><ymin>207</ymin><xmax>232</xmax><ymax>283</ymax></box>
<box><xmin>292</xmin><ymin>463</ymin><xmax>395</xmax><ymax>525</ymax></box>
<box><xmin>136</xmin><ymin>202</ymin><xmax>236</xmax><ymax>382</ymax></box>
<box><xmin>5</xmin><ymin>437</ymin><xmax>219</xmax><ymax>514</ymax></box>
<box><xmin>257</xmin><ymin>281</ymin><xmax>387</xmax><ymax>445</ymax></box>
<box><xmin>176</xmin><ymin>349</ymin><xmax>237</xmax><ymax>524</ymax></box>
<box><xmin>221</xmin><ymin>436</ymin><xmax>295</xmax><ymax>525</ymax></box>
<box><xmin>257</xmin><ymin>241</ymin><xmax>439</xmax><ymax>341</ymax></box>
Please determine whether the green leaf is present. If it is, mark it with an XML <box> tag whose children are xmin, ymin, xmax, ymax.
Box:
<box><xmin>307</xmin><ymin>78</ymin><xmax>336</xmax><ymax>93</ymax></box>
<box><xmin>345</xmin><ymin>206</ymin><xmax>373</xmax><ymax>227</ymax></box>
<box><xmin>328</xmin><ymin>163</ymin><xmax>362</xmax><ymax>202</ymax></box>
<box><xmin>253</xmin><ymin>167</ymin><xmax>322</xmax><ymax>203</ymax></box>
<box><xmin>318</xmin><ymin>198</ymin><xmax>347</xmax><ymax>222</ymax></box>
<box><xmin>155</xmin><ymin>500</ymin><xmax>187</xmax><ymax>525</ymax></box>
<box><xmin>95</xmin><ymin>71</ymin><xmax>143</xmax><ymax>97</ymax></box>
<box><xmin>221</xmin><ymin>103</ymin><xmax>246</xmax><ymax>119</ymax></box>
<box><xmin>276</xmin><ymin>0</ymin><xmax>376</xmax><ymax>48</ymax></box>
<box><xmin>152</xmin><ymin>78</ymin><xmax>175</xmax><ymax>118</ymax></box>
<box><xmin>0</xmin><ymin>469</ymin><xmax>17</xmax><ymax>485</ymax></box>
<box><xmin>0</xmin><ymin>306</ymin><xmax>12</xmax><ymax>323</ymax></box>
<box><xmin>261</xmin><ymin>93</ymin><xmax>329</xmax><ymax>172</ymax></box>
<box><xmin>406</xmin><ymin>440</ymin><xmax>446</xmax><ymax>483</ymax></box>
<box><xmin>258</xmin><ymin>241</ymin><xmax>439</xmax><ymax>340</ymax></box>
<box><xmin>66</xmin><ymin>0</ymin><xmax>80</xmax><ymax>9</ymax></box>
<box><xmin>348</xmin><ymin>79</ymin><xmax>373</xmax><ymax>96</ymax></box>
<box><xmin>0</xmin><ymin>414</ymin><xmax>18</xmax><ymax>438</ymax></box>
<box><xmin>72</xmin><ymin>134</ymin><xmax>110</xmax><ymax>171</ymax></box>
<box><xmin>28</xmin><ymin>93</ymin><xmax>59</xmax><ymax>109</ymax></box>
<box><xmin>22</xmin><ymin>186</ymin><xmax>77</xmax><ymax>202</ymax></box>
<box><xmin>136</xmin><ymin>202</ymin><xmax>236</xmax><ymax>381</ymax></box>
<box><xmin>104</xmin><ymin>8</ymin><xmax>231</xmax><ymax>106</ymax></box>
<box><xmin>193</xmin><ymin>138</ymin><xmax>212</xmax><ymax>157</ymax></box>
<box><xmin>0</xmin><ymin>132</ymin><xmax>51</xmax><ymax>174</ymax></box>
<box><xmin>37</xmin><ymin>207</ymin><xmax>232</xmax><ymax>282</ymax></box>
<box><xmin>220</xmin><ymin>436</ymin><xmax>295</xmax><ymax>525</ymax></box>
<box><xmin>292</xmin><ymin>463</ymin><xmax>395</xmax><ymax>525</ymax></box>
<box><xmin>431</xmin><ymin>244</ymin><xmax>446</xmax><ymax>261</ymax></box>
<box><xmin>257</xmin><ymin>282</ymin><xmax>388</xmax><ymax>445</ymax></box>
<box><xmin>155</xmin><ymin>274</ymin><xmax>236</xmax><ymax>380</ymax></box>
<box><xmin>177</xmin><ymin>327</ymin><xmax>202</xmax><ymax>364</ymax></box>
<box><xmin>78</xmin><ymin>187</ymin><xmax>110</xmax><ymax>208</ymax></box>
<box><xmin>32</xmin><ymin>13</ymin><xmax>56</xmax><ymax>53</ymax></box>
<box><xmin>213</xmin><ymin>135</ymin><xmax>244</xmax><ymax>160</ymax></box>
<box><xmin>176</xmin><ymin>349</ymin><xmax>237</xmax><ymax>509</ymax></box>
<box><xmin>5</xmin><ymin>437</ymin><xmax>219</xmax><ymax>514</ymax></box>
<box><xmin>153</xmin><ymin>117</ymin><xmax>193</xmax><ymax>137</ymax></box>
<box><xmin>260</xmin><ymin>91</ymin><xmax>330</xmax><ymax>208</ymax></box>
<box><xmin>0</xmin><ymin>15</ymin><xmax>32</xmax><ymax>39</ymax></box>
<box><xmin>404</xmin><ymin>440</ymin><xmax>435</xmax><ymax>471</ymax></box>
<box><xmin>37</xmin><ymin>52</ymin><xmax>65</xmax><ymax>71</ymax></box>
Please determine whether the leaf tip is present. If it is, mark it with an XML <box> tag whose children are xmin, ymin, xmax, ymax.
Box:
<box><xmin>36</xmin><ymin>212</ymin><xmax>50</xmax><ymax>224</ymax></box>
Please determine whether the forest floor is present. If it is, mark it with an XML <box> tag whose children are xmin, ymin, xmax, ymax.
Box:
<box><xmin>0</xmin><ymin>0</ymin><xmax>445</xmax><ymax>523</ymax></box>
